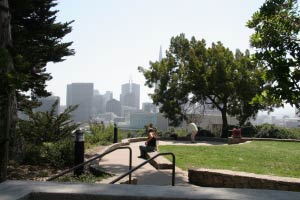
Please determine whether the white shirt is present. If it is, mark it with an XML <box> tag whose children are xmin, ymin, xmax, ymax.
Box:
<box><xmin>187</xmin><ymin>122</ymin><xmax>198</xmax><ymax>133</ymax></box>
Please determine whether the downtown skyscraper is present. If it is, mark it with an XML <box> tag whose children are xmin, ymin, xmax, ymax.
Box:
<box><xmin>120</xmin><ymin>80</ymin><xmax>140</xmax><ymax>110</ymax></box>
<box><xmin>67</xmin><ymin>83</ymin><xmax>94</xmax><ymax>122</ymax></box>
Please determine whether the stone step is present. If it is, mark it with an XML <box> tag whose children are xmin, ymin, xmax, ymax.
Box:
<box><xmin>145</xmin><ymin>151</ymin><xmax>173</xmax><ymax>170</ymax></box>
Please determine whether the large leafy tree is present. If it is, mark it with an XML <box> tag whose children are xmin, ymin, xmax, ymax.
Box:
<box><xmin>247</xmin><ymin>0</ymin><xmax>300</xmax><ymax>107</ymax></box>
<box><xmin>230</xmin><ymin>49</ymin><xmax>267</xmax><ymax>125</ymax></box>
<box><xmin>139</xmin><ymin>34</ymin><xmax>265</xmax><ymax>137</ymax></box>
<box><xmin>0</xmin><ymin>0</ymin><xmax>74</xmax><ymax>181</ymax></box>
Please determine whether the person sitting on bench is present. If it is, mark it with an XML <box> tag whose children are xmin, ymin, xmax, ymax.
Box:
<box><xmin>138</xmin><ymin>127</ymin><xmax>157</xmax><ymax>159</ymax></box>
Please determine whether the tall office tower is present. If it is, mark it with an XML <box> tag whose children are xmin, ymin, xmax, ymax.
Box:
<box><xmin>159</xmin><ymin>45</ymin><xmax>163</xmax><ymax>62</ymax></box>
<box><xmin>92</xmin><ymin>92</ymin><xmax>104</xmax><ymax>116</ymax></box>
<box><xmin>35</xmin><ymin>96</ymin><xmax>60</xmax><ymax>115</ymax></box>
<box><xmin>155</xmin><ymin>46</ymin><xmax>163</xmax><ymax>91</ymax></box>
<box><xmin>120</xmin><ymin>80</ymin><xmax>140</xmax><ymax>110</ymax></box>
<box><xmin>66</xmin><ymin>83</ymin><xmax>94</xmax><ymax>122</ymax></box>
<box><xmin>103</xmin><ymin>91</ymin><xmax>113</xmax><ymax>110</ymax></box>
<box><xmin>153</xmin><ymin>46</ymin><xmax>163</xmax><ymax>114</ymax></box>
<box><xmin>106</xmin><ymin>99</ymin><xmax>121</xmax><ymax>117</ymax></box>
<box><xmin>142</xmin><ymin>102</ymin><xmax>157</xmax><ymax>113</ymax></box>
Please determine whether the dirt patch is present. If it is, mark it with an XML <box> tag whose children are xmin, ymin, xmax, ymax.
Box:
<box><xmin>7</xmin><ymin>163</ymin><xmax>63</xmax><ymax>181</ymax></box>
<box><xmin>85</xmin><ymin>145</ymin><xmax>107</xmax><ymax>158</ymax></box>
<box><xmin>7</xmin><ymin>145</ymin><xmax>108</xmax><ymax>181</ymax></box>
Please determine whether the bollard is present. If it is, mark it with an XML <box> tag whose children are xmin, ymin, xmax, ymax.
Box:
<box><xmin>74</xmin><ymin>128</ymin><xmax>85</xmax><ymax>177</ymax></box>
<box><xmin>113</xmin><ymin>123</ymin><xmax>118</xmax><ymax>143</ymax></box>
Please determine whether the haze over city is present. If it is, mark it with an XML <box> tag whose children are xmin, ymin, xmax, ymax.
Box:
<box><xmin>45</xmin><ymin>0</ymin><xmax>295</xmax><ymax>117</ymax></box>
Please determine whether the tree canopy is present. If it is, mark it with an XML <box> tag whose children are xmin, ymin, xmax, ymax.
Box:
<box><xmin>139</xmin><ymin>34</ymin><xmax>266</xmax><ymax>137</ymax></box>
<box><xmin>0</xmin><ymin>0</ymin><xmax>74</xmax><ymax>181</ymax></box>
<box><xmin>247</xmin><ymin>0</ymin><xmax>300</xmax><ymax>107</ymax></box>
<box><xmin>8</xmin><ymin>0</ymin><xmax>74</xmax><ymax>104</ymax></box>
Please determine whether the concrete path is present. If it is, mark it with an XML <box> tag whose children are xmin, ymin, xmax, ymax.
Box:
<box><xmin>97</xmin><ymin>140</ymin><xmax>225</xmax><ymax>186</ymax></box>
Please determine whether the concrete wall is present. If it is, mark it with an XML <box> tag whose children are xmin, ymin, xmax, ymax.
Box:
<box><xmin>188</xmin><ymin>168</ymin><xmax>300</xmax><ymax>191</ymax></box>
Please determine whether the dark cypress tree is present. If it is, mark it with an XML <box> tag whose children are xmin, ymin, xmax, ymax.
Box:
<box><xmin>0</xmin><ymin>0</ymin><xmax>74</xmax><ymax>181</ymax></box>
<box><xmin>9</xmin><ymin>0</ymin><xmax>74</xmax><ymax>101</ymax></box>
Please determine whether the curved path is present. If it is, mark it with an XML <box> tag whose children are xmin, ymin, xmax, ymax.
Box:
<box><xmin>97</xmin><ymin>140</ymin><xmax>225</xmax><ymax>186</ymax></box>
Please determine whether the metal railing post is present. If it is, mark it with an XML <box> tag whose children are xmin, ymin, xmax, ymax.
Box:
<box><xmin>113</xmin><ymin>124</ymin><xmax>118</xmax><ymax>143</ymax></box>
<box><xmin>74</xmin><ymin>128</ymin><xmax>85</xmax><ymax>176</ymax></box>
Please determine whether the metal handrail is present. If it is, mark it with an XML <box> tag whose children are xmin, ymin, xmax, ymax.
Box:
<box><xmin>46</xmin><ymin>146</ymin><xmax>132</xmax><ymax>183</ymax></box>
<box><xmin>109</xmin><ymin>152</ymin><xmax>176</xmax><ymax>186</ymax></box>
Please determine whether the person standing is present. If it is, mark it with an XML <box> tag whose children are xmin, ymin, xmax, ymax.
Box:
<box><xmin>187</xmin><ymin>120</ymin><xmax>198</xmax><ymax>143</ymax></box>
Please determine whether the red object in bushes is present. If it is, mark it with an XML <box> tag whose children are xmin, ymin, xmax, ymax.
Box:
<box><xmin>232</xmin><ymin>128</ymin><xmax>242</xmax><ymax>138</ymax></box>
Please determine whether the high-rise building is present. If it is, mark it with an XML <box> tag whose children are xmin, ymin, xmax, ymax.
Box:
<box><xmin>159</xmin><ymin>45</ymin><xmax>163</xmax><ymax>62</ymax></box>
<box><xmin>153</xmin><ymin>46</ymin><xmax>163</xmax><ymax>113</ymax></box>
<box><xmin>35</xmin><ymin>96</ymin><xmax>60</xmax><ymax>115</ymax></box>
<box><xmin>92</xmin><ymin>93</ymin><xmax>104</xmax><ymax>116</ymax></box>
<box><xmin>120</xmin><ymin>80</ymin><xmax>140</xmax><ymax>110</ymax></box>
<box><xmin>66</xmin><ymin>83</ymin><xmax>94</xmax><ymax>122</ymax></box>
<box><xmin>103</xmin><ymin>91</ymin><xmax>113</xmax><ymax>110</ymax></box>
<box><xmin>106</xmin><ymin>99</ymin><xmax>121</xmax><ymax>117</ymax></box>
<box><xmin>142</xmin><ymin>102</ymin><xmax>157</xmax><ymax>113</ymax></box>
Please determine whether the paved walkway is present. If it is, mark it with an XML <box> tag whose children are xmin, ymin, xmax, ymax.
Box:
<box><xmin>97</xmin><ymin>140</ymin><xmax>226</xmax><ymax>186</ymax></box>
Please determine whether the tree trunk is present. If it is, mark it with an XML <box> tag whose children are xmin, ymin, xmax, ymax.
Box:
<box><xmin>0</xmin><ymin>0</ymin><xmax>16</xmax><ymax>182</ymax></box>
<box><xmin>220</xmin><ymin>109</ymin><xmax>229</xmax><ymax>138</ymax></box>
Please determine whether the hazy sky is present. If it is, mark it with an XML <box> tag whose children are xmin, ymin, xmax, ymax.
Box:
<box><xmin>45</xmin><ymin>0</ymin><xmax>295</xmax><ymax>116</ymax></box>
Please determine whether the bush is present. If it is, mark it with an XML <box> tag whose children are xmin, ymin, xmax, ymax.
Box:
<box><xmin>86</xmin><ymin>123</ymin><xmax>126</xmax><ymax>147</ymax></box>
<box><xmin>241</xmin><ymin>125</ymin><xmax>257</xmax><ymax>137</ymax></box>
<box><xmin>174</xmin><ymin>128</ymin><xmax>188</xmax><ymax>137</ymax></box>
<box><xmin>255</xmin><ymin>124</ymin><xmax>300</xmax><ymax>139</ymax></box>
<box><xmin>23</xmin><ymin>144</ymin><xmax>45</xmax><ymax>165</ymax></box>
<box><xmin>46</xmin><ymin>138</ymin><xmax>74</xmax><ymax>168</ymax></box>
<box><xmin>16</xmin><ymin>101</ymin><xmax>79</xmax><ymax>168</ymax></box>
<box><xmin>23</xmin><ymin>137</ymin><xmax>74</xmax><ymax>168</ymax></box>
<box><xmin>197</xmin><ymin>128</ymin><xmax>214</xmax><ymax>137</ymax></box>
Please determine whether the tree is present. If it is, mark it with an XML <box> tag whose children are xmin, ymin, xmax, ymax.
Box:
<box><xmin>9</xmin><ymin>0</ymin><xmax>74</xmax><ymax>100</ymax></box>
<box><xmin>0</xmin><ymin>0</ymin><xmax>74</xmax><ymax>181</ymax></box>
<box><xmin>139</xmin><ymin>34</ymin><xmax>265</xmax><ymax>137</ymax></box>
<box><xmin>247</xmin><ymin>0</ymin><xmax>300</xmax><ymax>107</ymax></box>
<box><xmin>229</xmin><ymin>49</ymin><xmax>267</xmax><ymax>125</ymax></box>
<box><xmin>0</xmin><ymin>0</ymin><xmax>16</xmax><ymax>182</ymax></box>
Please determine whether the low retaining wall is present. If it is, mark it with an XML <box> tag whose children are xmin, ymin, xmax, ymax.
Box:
<box><xmin>228</xmin><ymin>137</ymin><xmax>300</xmax><ymax>144</ymax></box>
<box><xmin>159</xmin><ymin>136</ymin><xmax>228</xmax><ymax>143</ymax></box>
<box><xmin>188</xmin><ymin>168</ymin><xmax>300</xmax><ymax>191</ymax></box>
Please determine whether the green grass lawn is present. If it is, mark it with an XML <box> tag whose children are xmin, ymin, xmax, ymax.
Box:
<box><xmin>159</xmin><ymin>141</ymin><xmax>300</xmax><ymax>178</ymax></box>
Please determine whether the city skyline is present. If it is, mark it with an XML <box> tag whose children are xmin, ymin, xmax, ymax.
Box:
<box><xmin>45</xmin><ymin>1</ymin><xmax>267</xmax><ymax>105</ymax></box>
<box><xmin>44</xmin><ymin>0</ymin><xmax>296</xmax><ymax>117</ymax></box>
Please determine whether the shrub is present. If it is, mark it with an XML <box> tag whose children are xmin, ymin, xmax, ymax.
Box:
<box><xmin>22</xmin><ymin>137</ymin><xmax>74</xmax><ymax>168</ymax></box>
<box><xmin>241</xmin><ymin>125</ymin><xmax>257</xmax><ymax>137</ymax></box>
<box><xmin>174</xmin><ymin>128</ymin><xmax>188</xmax><ymax>137</ymax></box>
<box><xmin>255</xmin><ymin>124</ymin><xmax>300</xmax><ymax>139</ymax></box>
<box><xmin>197</xmin><ymin>128</ymin><xmax>214</xmax><ymax>137</ymax></box>
<box><xmin>45</xmin><ymin>137</ymin><xmax>74</xmax><ymax>168</ymax></box>
<box><xmin>17</xmin><ymin>101</ymin><xmax>79</xmax><ymax>168</ymax></box>
<box><xmin>23</xmin><ymin>144</ymin><xmax>45</xmax><ymax>165</ymax></box>
<box><xmin>86</xmin><ymin>123</ymin><xmax>126</xmax><ymax>146</ymax></box>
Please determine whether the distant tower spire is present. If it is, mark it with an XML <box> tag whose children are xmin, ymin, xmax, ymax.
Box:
<box><xmin>129</xmin><ymin>75</ymin><xmax>133</xmax><ymax>93</ymax></box>
<box><xmin>155</xmin><ymin>46</ymin><xmax>162</xmax><ymax>91</ymax></box>
<box><xmin>159</xmin><ymin>45</ymin><xmax>163</xmax><ymax>61</ymax></box>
